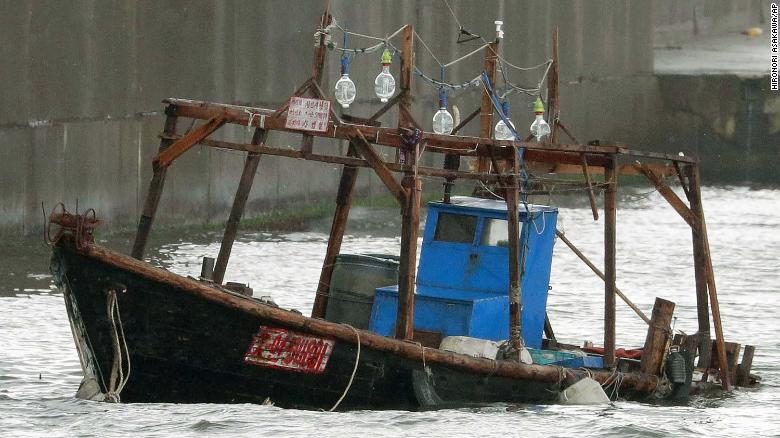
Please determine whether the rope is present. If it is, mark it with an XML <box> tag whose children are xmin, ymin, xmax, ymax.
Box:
<box><xmin>328</xmin><ymin>324</ymin><xmax>361</xmax><ymax>412</ymax></box>
<box><xmin>105</xmin><ymin>288</ymin><xmax>131</xmax><ymax>402</ymax></box>
<box><xmin>414</xmin><ymin>67</ymin><xmax>482</xmax><ymax>90</ymax></box>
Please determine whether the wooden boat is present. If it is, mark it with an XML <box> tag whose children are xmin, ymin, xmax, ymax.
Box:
<box><xmin>49</xmin><ymin>12</ymin><xmax>758</xmax><ymax>410</ymax></box>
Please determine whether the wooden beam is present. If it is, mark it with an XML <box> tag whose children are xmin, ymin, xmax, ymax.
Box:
<box><xmin>311</xmin><ymin>143</ymin><xmax>360</xmax><ymax>319</ymax></box>
<box><xmin>131</xmin><ymin>114</ymin><xmax>178</xmax><ymax>259</ymax></box>
<box><xmin>641</xmin><ymin>298</ymin><xmax>676</xmax><ymax>375</ymax></box>
<box><xmin>301</xmin><ymin>13</ymin><xmax>332</xmax><ymax>155</ymax></box>
<box><xmin>162</xmin><ymin>133</ymin><xmax>508</xmax><ymax>183</ymax></box>
<box><xmin>634</xmin><ymin>161</ymin><xmax>701</xmax><ymax>231</ymax></box>
<box><xmin>212</xmin><ymin>129</ymin><xmax>268</xmax><ymax>285</ymax></box>
<box><xmin>548</xmin><ymin>27</ymin><xmax>561</xmax><ymax>143</ymax></box>
<box><xmin>396</xmin><ymin>175</ymin><xmax>421</xmax><ymax>340</ymax></box>
<box><xmin>351</xmin><ymin>129</ymin><xmax>405</xmax><ymax>204</ymax></box>
<box><xmin>688</xmin><ymin>164</ymin><xmax>731</xmax><ymax>390</ymax></box>
<box><xmin>684</xmin><ymin>164</ymin><xmax>712</xmax><ymax>368</ymax></box>
<box><xmin>581</xmin><ymin>154</ymin><xmax>599</xmax><ymax>220</ymax></box>
<box><xmin>477</xmin><ymin>41</ymin><xmax>499</xmax><ymax>173</ymax></box>
<box><xmin>604</xmin><ymin>154</ymin><xmax>618</xmax><ymax>368</ymax></box>
<box><xmin>736</xmin><ymin>345</ymin><xmax>755</xmax><ymax>386</ymax></box>
<box><xmin>451</xmin><ymin>107</ymin><xmax>480</xmax><ymax>135</ymax></box>
<box><xmin>555</xmin><ymin>230</ymin><xmax>651</xmax><ymax>325</ymax></box>
<box><xmin>154</xmin><ymin>115</ymin><xmax>226</xmax><ymax>168</ymax></box>
<box><xmin>505</xmin><ymin>153</ymin><xmax>523</xmax><ymax>353</ymax></box>
<box><xmin>368</xmin><ymin>91</ymin><xmax>404</xmax><ymax>124</ymax></box>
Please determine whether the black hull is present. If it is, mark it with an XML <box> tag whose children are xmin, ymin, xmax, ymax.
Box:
<box><xmin>52</xmin><ymin>242</ymin><xmax>652</xmax><ymax>410</ymax></box>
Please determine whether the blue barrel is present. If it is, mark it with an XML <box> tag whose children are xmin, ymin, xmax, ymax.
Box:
<box><xmin>325</xmin><ymin>254</ymin><xmax>399</xmax><ymax>329</ymax></box>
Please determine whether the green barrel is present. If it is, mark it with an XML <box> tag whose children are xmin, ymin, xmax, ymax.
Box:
<box><xmin>325</xmin><ymin>254</ymin><xmax>399</xmax><ymax>329</ymax></box>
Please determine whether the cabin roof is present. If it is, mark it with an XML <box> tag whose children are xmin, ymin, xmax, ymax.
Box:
<box><xmin>429</xmin><ymin>196</ymin><xmax>558</xmax><ymax>215</ymax></box>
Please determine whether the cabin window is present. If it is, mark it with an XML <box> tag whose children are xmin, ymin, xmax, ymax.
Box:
<box><xmin>434</xmin><ymin>213</ymin><xmax>477</xmax><ymax>243</ymax></box>
<box><xmin>481</xmin><ymin>218</ymin><xmax>509</xmax><ymax>247</ymax></box>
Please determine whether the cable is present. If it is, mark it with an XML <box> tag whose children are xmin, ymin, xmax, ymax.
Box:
<box><xmin>328</xmin><ymin>324</ymin><xmax>361</xmax><ymax>412</ymax></box>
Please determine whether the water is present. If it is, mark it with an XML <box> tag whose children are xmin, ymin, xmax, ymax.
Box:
<box><xmin>1</xmin><ymin>186</ymin><xmax>778</xmax><ymax>437</ymax></box>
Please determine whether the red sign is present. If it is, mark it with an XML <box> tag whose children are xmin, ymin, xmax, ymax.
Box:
<box><xmin>284</xmin><ymin>96</ymin><xmax>330</xmax><ymax>132</ymax></box>
<box><xmin>244</xmin><ymin>326</ymin><xmax>335</xmax><ymax>374</ymax></box>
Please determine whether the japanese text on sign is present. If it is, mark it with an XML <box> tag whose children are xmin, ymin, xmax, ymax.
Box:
<box><xmin>284</xmin><ymin>97</ymin><xmax>331</xmax><ymax>132</ymax></box>
<box><xmin>244</xmin><ymin>326</ymin><xmax>335</xmax><ymax>374</ymax></box>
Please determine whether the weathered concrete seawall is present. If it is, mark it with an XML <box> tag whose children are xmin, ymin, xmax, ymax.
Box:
<box><xmin>0</xmin><ymin>1</ymin><xmax>771</xmax><ymax>235</ymax></box>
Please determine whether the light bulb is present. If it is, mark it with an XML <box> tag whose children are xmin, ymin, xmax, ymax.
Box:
<box><xmin>494</xmin><ymin>119</ymin><xmax>516</xmax><ymax>140</ymax></box>
<box><xmin>530</xmin><ymin>116</ymin><xmax>550</xmax><ymax>142</ymax></box>
<box><xmin>494</xmin><ymin>101</ymin><xmax>516</xmax><ymax>140</ymax></box>
<box><xmin>432</xmin><ymin>107</ymin><xmax>454</xmax><ymax>135</ymax></box>
<box><xmin>334</xmin><ymin>74</ymin><xmax>356</xmax><ymax>108</ymax></box>
<box><xmin>529</xmin><ymin>96</ymin><xmax>551</xmax><ymax>142</ymax></box>
<box><xmin>374</xmin><ymin>49</ymin><xmax>395</xmax><ymax>102</ymax></box>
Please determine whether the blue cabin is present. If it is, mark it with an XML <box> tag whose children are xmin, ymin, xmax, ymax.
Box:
<box><xmin>368</xmin><ymin>196</ymin><xmax>558</xmax><ymax>348</ymax></box>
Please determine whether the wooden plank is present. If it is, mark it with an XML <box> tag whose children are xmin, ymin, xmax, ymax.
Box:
<box><xmin>311</xmin><ymin>143</ymin><xmax>360</xmax><ymax>319</ymax></box>
<box><xmin>351</xmin><ymin>129</ymin><xmax>405</xmax><ymax>205</ymax></box>
<box><xmin>212</xmin><ymin>129</ymin><xmax>268</xmax><ymax>285</ymax></box>
<box><xmin>640</xmin><ymin>298</ymin><xmax>676</xmax><ymax>375</ymax></box>
<box><xmin>555</xmin><ymin>230</ymin><xmax>651</xmax><ymax>325</ymax></box>
<box><xmin>634</xmin><ymin>161</ymin><xmax>701</xmax><ymax>231</ymax></box>
<box><xmin>603</xmin><ymin>155</ymin><xmax>618</xmax><ymax>368</ymax></box>
<box><xmin>131</xmin><ymin>114</ymin><xmax>178</xmax><ymax>260</ymax></box>
<box><xmin>154</xmin><ymin>115</ymin><xmax>226</xmax><ymax>168</ymax></box>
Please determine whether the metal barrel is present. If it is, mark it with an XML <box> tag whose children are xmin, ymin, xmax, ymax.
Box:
<box><xmin>325</xmin><ymin>254</ymin><xmax>400</xmax><ymax>329</ymax></box>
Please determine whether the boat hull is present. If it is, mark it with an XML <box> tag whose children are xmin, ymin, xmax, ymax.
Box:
<box><xmin>51</xmin><ymin>241</ymin><xmax>653</xmax><ymax>410</ymax></box>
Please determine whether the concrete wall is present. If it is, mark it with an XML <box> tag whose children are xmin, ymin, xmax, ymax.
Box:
<box><xmin>0</xmin><ymin>1</ymin><xmax>770</xmax><ymax>235</ymax></box>
<box><xmin>654</xmin><ymin>0</ymin><xmax>769</xmax><ymax>45</ymax></box>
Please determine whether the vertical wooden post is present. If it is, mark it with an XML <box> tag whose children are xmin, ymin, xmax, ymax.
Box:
<box><xmin>311</xmin><ymin>144</ymin><xmax>359</xmax><ymax>319</ymax></box>
<box><xmin>394</xmin><ymin>25</ymin><xmax>419</xmax><ymax>340</ymax></box>
<box><xmin>396</xmin><ymin>175</ymin><xmax>421</xmax><ymax>340</ymax></box>
<box><xmin>476</xmin><ymin>40</ymin><xmax>499</xmax><ymax>173</ymax></box>
<box><xmin>301</xmin><ymin>10</ymin><xmax>331</xmax><ymax>154</ymax></box>
<box><xmin>640</xmin><ymin>298</ymin><xmax>676</xmax><ymax>375</ymax></box>
<box><xmin>504</xmin><ymin>153</ymin><xmax>523</xmax><ymax>351</ymax></box>
<box><xmin>736</xmin><ymin>345</ymin><xmax>755</xmax><ymax>386</ymax></box>
<box><xmin>131</xmin><ymin>112</ymin><xmax>178</xmax><ymax>259</ymax></box>
<box><xmin>688</xmin><ymin>164</ymin><xmax>731</xmax><ymax>390</ymax></box>
<box><xmin>685</xmin><ymin>164</ymin><xmax>711</xmax><ymax>368</ymax></box>
<box><xmin>212</xmin><ymin>129</ymin><xmax>268</xmax><ymax>285</ymax></box>
<box><xmin>548</xmin><ymin>27</ymin><xmax>561</xmax><ymax>143</ymax></box>
<box><xmin>603</xmin><ymin>154</ymin><xmax>618</xmax><ymax>368</ymax></box>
